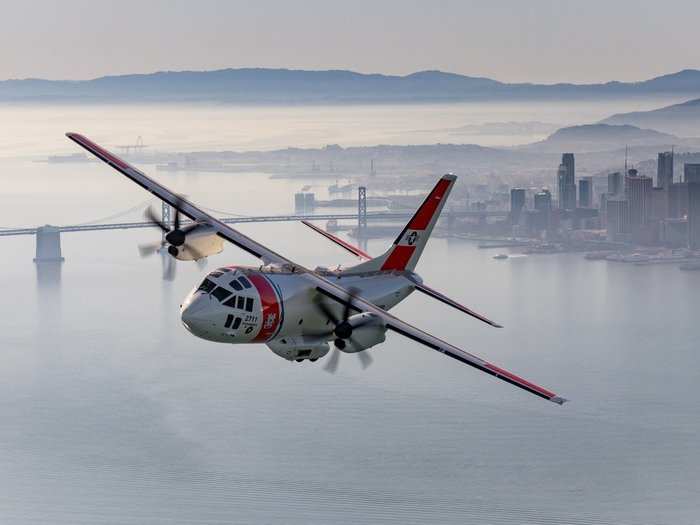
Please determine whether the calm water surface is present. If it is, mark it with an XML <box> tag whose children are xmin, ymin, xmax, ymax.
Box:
<box><xmin>0</xmin><ymin>110</ymin><xmax>699</xmax><ymax>523</ymax></box>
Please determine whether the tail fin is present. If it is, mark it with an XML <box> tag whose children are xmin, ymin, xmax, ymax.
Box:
<box><xmin>349</xmin><ymin>174</ymin><xmax>456</xmax><ymax>273</ymax></box>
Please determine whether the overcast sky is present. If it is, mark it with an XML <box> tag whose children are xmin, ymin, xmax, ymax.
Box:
<box><xmin>1</xmin><ymin>0</ymin><xmax>698</xmax><ymax>83</ymax></box>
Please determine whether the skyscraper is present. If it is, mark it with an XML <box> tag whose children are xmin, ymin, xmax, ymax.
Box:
<box><xmin>510</xmin><ymin>188</ymin><xmax>526</xmax><ymax>225</ymax></box>
<box><xmin>533</xmin><ymin>189</ymin><xmax>552</xmax><ymax>233</ymax></box>
<box><xmin>684</xmin><ymin>163</ymin><xmax>700</xmax><ymax>184</ymax></box>
<box><xmin>579</xmin><ymin>177</ymin><xmax>592</xmax><ymax>208</ymax></box>
<box><xmin>608</xmin><ymin>172</ymin><xmax>623</xmax><ymax>197</ymax></box>
<box><xmin>607</xmin><ymin>198</ymin><xmax>629</xmax><ymax>241</ymax></box>
<box><xmin>688</xmin><ymin>182</ymin><xmax>700</xmax><ymax>249</ymax></box>
<box><xmin>657</xmin><ymin>151</ymin><xmax>674</xmax><ymax>189</ymax></box>
<box><xmin>625</xmin><ymin>169</ymin><xmax>653</xmax><ymax>243</ymax></box>
<box><xmin>559</xmin><ymin>153</ymin><xmax>576</xmax><ymax>210</ymax></box>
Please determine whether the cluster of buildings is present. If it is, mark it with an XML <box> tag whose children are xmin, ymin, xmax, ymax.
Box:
<box><xmin>509</xmin><ymin>152</ymin><xmax>700</xmax><ymax>249</ymax></box>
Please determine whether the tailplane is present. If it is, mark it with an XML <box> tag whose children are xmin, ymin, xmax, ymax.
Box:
<box><xmin>349</xmin><ymin>174</ymin><xmax>456</xmax><ymax>273</ymax></box>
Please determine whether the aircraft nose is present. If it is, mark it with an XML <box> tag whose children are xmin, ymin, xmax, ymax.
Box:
<box><xmin>181</xmin><ymin>292</ymin><xmax>212</xmax><ymax>333</ymax></box>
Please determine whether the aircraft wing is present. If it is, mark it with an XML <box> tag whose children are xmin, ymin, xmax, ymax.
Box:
<box><xmin>68</xmin><ymin>132</ymin><xmax>566</xmax><ymax>405</ymax></box>
<box><xmin>66</xmin><ymin>132</ymin><xmax>291</xmax><ymax>266</ymax></box>
<box><xmin>308</xmin><ymin>273</ymin><xmax>566</xmax><ymax>405</ymax></box>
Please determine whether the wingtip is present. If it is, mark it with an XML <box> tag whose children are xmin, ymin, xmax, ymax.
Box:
<box><xmin>551</xmin><ymin>396</ymin><xmax>568</xmax><ymax>405</ymax></box>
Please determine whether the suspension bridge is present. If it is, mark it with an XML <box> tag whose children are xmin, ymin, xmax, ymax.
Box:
<box><xmin>0</xmin><ymin>189</ymin><xmax>507</xmax><ymax>262</ymax></box>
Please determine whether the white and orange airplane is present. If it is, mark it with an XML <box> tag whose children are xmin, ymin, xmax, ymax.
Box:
<box><xmin>67</xmin><ymin>132</ymin><xmax>566</xmax><ymax>405</ymax></box>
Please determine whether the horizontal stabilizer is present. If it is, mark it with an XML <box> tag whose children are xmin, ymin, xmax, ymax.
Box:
<box><xmin>301</xmin><ymin>220</ymin><xmax>371</xmax><ymax>260</ymax></box>
<box><xmin>410</xmin><ymin>279</ymin><xmax>503</xmax><ymax>328</ymax></box>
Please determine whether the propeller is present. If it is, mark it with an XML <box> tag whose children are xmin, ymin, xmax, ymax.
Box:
<box><xmin>313</xmin><ymin>287</ymin><xmax>374</xmax><ymax>373</ymax></box>
<box><xmin>139</xmin><ymin>197</ymin><xmax>207</xmax><ymax>280</ymax></box>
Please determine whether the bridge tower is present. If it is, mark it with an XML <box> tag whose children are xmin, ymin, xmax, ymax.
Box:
<box><xmin>357</xmin><ymin>186</ymin><xmax>367</xmax><ymax>235</ymax></box>
<box><xmin>33</xmin><ymin>225</ymin><xmax>64</xmax><ymax>263</ymax></box>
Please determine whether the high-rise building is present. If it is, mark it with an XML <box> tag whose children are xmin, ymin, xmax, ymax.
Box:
<box><xmin>688</xmin><ymin>182</ymin><xmax>700</xmax><ymax>249</ymax></box>
<box><xmin>579</xmin><ymin>177</ymin><xmax>593</xmax><ymax>208</ymax></box>
<box><xmin>669</xmin><ymin>182</ymin><xmax>689</xmax><ymax>218</ymax></box>
<box><xmin>657</xmin><ymin>151</ymin><xmax>674</xmax><ymax>188</ymax></box>
<box><xmin>607</xmin><ymin>198</ymin><xmax>629</xmax><ymax>241</ymax></box>
<box><xmin>532</xmin><ymin>189</ymin><xmax>552</xmax><ymax>233</ymax></box>
<box><xmin>684</xmin><ymin>163</ymin><xmax>700</xmax><ymax>184</ymax></box>
<box><xmin>625</xmin><ymin>169</ymin><xmax>653</xmax><ymax>242</ymax></box>
<box><xmin>608</xmin><ymin>172</ymin><xmax>623</xmax><ymax>197</ymax></box>
<box><xmin>510</xmin><ymin>188</ymin><xmax>526</xmax><ymax>225</ymax></box>
<box><xmin>558</xmin><ymin>153</ymin><xmax>576</xmax><ymax>210</ymax></box>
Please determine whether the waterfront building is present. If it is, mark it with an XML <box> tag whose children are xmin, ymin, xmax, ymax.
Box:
<box><xmin>606</xmin><ymin>198</ymin><xmax>629</xmax><ymax>241</ymax></box>
<box><xmin>625</xmin><ymin>169</ymin><xmax>653</xmax><ymax>242</ymax></box>
<box><xmin>510</xmin><ymin>188</ymin><xmax>526</xmax><ymax>225</ymax></box>
<box><xmin>669</xmin><ymin>182</ymin><xmax>689</xmax><ymax>219</ymax></box>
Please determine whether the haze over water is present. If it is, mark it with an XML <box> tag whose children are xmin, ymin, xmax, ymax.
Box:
<box><xmin>1</xmin><ymin>102</ymin><xmax>699</xmax><ymax>524</ymax></box>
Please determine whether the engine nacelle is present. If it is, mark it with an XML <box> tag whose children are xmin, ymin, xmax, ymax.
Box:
<box><xmin>342</xmin><ymin>313</ymin><xmax>386</xmax><ymax>353</ymax></box>
<box><xmin>267</xmin><ymin>336</ymin><xmax>330</xmax><ymax>361</ymax></box>
<box><xmin>171</xmin><ymin>225</ymin><xmax>224</xmax><ymax>261</ymax></box>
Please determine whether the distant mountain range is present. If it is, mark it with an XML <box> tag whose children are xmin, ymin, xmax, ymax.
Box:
<box><xmin>3</xmin><ymin>68</ymin><xmax>700</xmax><ymax>103</ymax></box>
<box><xmin>601</xmin><ymin>97</ymin><xmax>700</xmax><ymax>136</ymax></box>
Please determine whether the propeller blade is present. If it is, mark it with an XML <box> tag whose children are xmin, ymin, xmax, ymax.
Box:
<box><xmin>138</xmin><ymin>241</ymin><xmax>162</xmax><ymax>258</ymax></box>
<box><xmin>144</xmin><ymin>206</ymin><xmax>169</xmax><ymax>233</ymax></box>
<box><xmin>313</xmin><ymin>296</ymin><xmax>340</xmax><ymax>325</ymax></box>
<box><xmin>323</xmin><ymin>348</ymin><xmax>341</xmax><ymax>373</ymax></box>
<box><xmin>342</xmin><ymin>286</ymin><xmax>360</xmax><ymax>322</ymax></box>
<box><xmin>356</xmin><ymin>350</ymin><xmax>373</xmax><ymax>370</ymax></box>
<box><xmin>163</xmin><ymin>255</ymin><xmax>177</xmax><ymax>281</ymax></box>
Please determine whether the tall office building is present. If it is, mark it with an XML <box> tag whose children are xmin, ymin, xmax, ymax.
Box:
<box><xmin>510</xmin><ymin>188</ymin><xmax>526</xmax><ymax>225</ymax></box>
<box><xmin>579</xmin><ymin>177</ymin><xmax>592</xmax><ymax>208</ymax></box>
<box><xmin>669</xmin><ymin>183</ymin><xmax>689</xmax><ymax>218</ymax></box>
<box><xmin>688</xmin><ymin>182</ymin><xmax>700</xmax><ymax>249</ymax></box>
<box><xmin>607</xmin><ymin>198</ymin><xmax>629</xmax><ymax>241</ymax></box>
<box><xmin>657</xmin><ymin>151</ymin><xmax>674</xmax><ymax>188</ymax></box>
<box><xmin>533</xmin><ymin>189</ymin><xmax>552</xmax><ymax>233</ymax></box>
<box><xmin>625</xmin><ymin>169</ymin><xmax>653</xmax><ymax>242</ymax></box>
<box><xmin>608</xmin><ymin>172</ymin><xmax>623</xmax><ymax>197</ymax></box>
<box><xmin>558</xmin><ymin>153</ymin><xmax>576</xmax><ymax>210</ymax></box>
<box><xmin>684</xmin><ymin>163</ymin><xmax>700</xmax><ymax>184</ymax></box>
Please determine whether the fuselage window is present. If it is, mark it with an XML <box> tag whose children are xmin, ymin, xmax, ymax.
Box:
<box><xmin>223</xmin><ymin>296</ymin><xmax>237</xmax><ymax>308</ymax></box>
<box><xmin>212</xmin><ymin>287</ymin><xmax>232</xmax><ymax>302</ymax></box>
<box><xmin>238</xmin><ymin>276</ymin><xmax>252</xmax><ymax>289</ymax></box>
<box><xmin>232</xmin><ymin>317</ymin><xmax>242</xmax><ymax>330</ymax></box>
<box><xmin>245</xmin><ymin>297</ymin><xmax>254</xmax><ymax>312</ymax></box>
<box><xmin>224</xmin><ymin>314</ymin><xmax>234</xmax><ymax>329</ymax></box>
<box><xmin>237</xmin><ymin>296</ymin><xmax>245</xmax><ymax>309</ymax></box>
<box><xmin>230</xmin><ymin>280</ymin><xmax>243</xmax><ymax>291</ymax></box>
<box><xmin>197</xmin><ymin>278</ymin><xmax>216</xmax><ymax>293</ymax></box>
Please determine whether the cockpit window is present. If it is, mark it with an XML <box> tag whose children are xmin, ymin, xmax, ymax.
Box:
<box><xmin>230</xmin><ymin>280</ymin><xmax>243</xmax><ymax>291</ymax></box>
<box><xmin>245</xmin><ymin>297</ymin><xmax>254</xmax><ymax>312</ymax></box>
<box><xmin>223</xmin><ymin>296</ymin><xmax>237</xmax><ymax>308</ymax></box>
<box><xmin>218</xmin><ymin>268</ymin><xmax>231</xmax><ymax>273</ymax></box>
<box><xmin>197</xmin><ymin>278</ymin><xmax>216</xmax><ymax>293</ymax></box>
<box><xmin>232</xmin><ymin>317</ymin><xmax>242</xmax><ymax>330</ymax></box>
<box><xmin>238</xmin><ymin>276</ymin><xmax>252</xmax><ymax>289</ymax></box>
<box><xmin>209</xmin><ymin>271</ymin><xmax>223</xmax><ymax>278</ymax></box>
<box><xmin>237</xmin><ymin>296</ymin><xmax>245</xmax><ymax>309</ymax></box>
<box><xmin>212</xmin><ymin>287</ymin><xmax>232</xmax><ymax>302</ymax></box>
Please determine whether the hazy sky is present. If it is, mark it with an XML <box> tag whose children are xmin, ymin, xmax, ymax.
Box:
<box><xmin>1</xmin><ymin>0</ymin><xmax>698</xmax><ymax>83</ymax></box>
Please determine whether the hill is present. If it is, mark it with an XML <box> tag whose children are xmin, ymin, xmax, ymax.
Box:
<box><xmin>601</xmin><ymin>97</ymin><xmax>700</xmax><ymax>136</ymax></box>
<box><xmin>522</xmin><ymin>124</ymin><xmax>678</xmax><ymax>153</ymax></box>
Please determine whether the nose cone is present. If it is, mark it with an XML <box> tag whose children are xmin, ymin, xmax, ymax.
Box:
<box><xmin>181</xmin><ymin>292</ymin><xmax>212</xmax><ymax>336</ymax></box>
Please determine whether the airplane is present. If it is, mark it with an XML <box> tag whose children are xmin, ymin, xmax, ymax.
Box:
<box><xmin>66</xmin><ymin>132</ymin><xmax>567</xmax><ymax>405</ymax></box>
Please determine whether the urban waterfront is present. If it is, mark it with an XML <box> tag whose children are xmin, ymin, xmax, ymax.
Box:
<box><xmin>1</xmin><ymin>159</ymin><xmax>700</xmax><ymax>524</ymax></box>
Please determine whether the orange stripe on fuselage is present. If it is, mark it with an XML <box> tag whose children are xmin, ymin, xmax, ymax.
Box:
<box><xmin>248</xmin><ymin>273</ymin><xmax>281</xmax><ymax>342</ymax></box>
